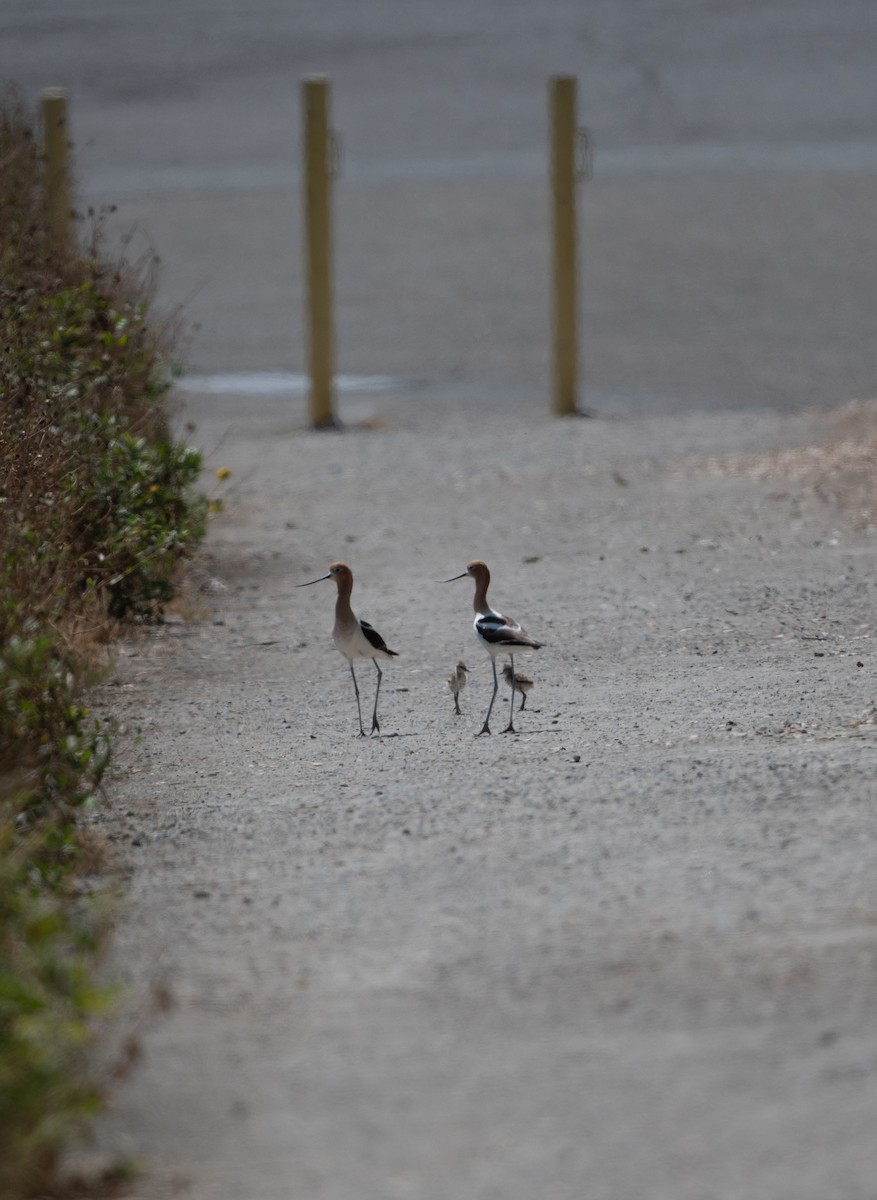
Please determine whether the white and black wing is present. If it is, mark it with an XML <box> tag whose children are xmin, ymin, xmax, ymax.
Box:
<box><xmin>475</xmin><ymin>610</ymin><xmax>543</xmax><ymax>650</ymax></box>
<box><xmin>360</xmin><ymin>618</ymin><xmax>399</xmax><ymax>657</ymax></box>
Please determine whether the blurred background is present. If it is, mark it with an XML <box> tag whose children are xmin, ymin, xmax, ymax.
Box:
<box><xmin>2</xmin><ymin>0</ymin><xmax>876</xmax><ymax>414</ymax></box>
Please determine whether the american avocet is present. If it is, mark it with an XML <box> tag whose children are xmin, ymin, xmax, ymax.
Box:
<box><xmin>442</xmin><ymin>560</ymin><xmax>543</xmax><ymax>735</ymax></box>
<box><xmin>502</xmin><ymin>664</ymin><xmax>534</xmax><ymax>710</ymax></box>
<box><xmin>446</xmin><ymin>661</ymin><xmax>469</xmax><ymax>715</ymax></box>
<box><xmin>297</xmin><ymin>562</ymin><xmax>398</xmax><ymax>737</ymax></box>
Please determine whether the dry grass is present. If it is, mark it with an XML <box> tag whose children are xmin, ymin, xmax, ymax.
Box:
<box><xmin>694</xmin><ymin>399</ymin><xmax>877</xmax><ymax>531</ymax></box>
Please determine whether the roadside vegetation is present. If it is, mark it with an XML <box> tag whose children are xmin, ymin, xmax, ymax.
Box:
<box><xmin>0</xmin><ymin>96</ymin><xmax>205</xmax><ymax>1197</ymax></box>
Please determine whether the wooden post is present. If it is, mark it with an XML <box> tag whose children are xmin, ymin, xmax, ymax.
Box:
<box><xmin>549</xmin><ymin>75</ymin><xmax>580</xmax><ymax>416</ymax></box>
<box><xmin>41</xmin><ymin>88</ymin><xmax>73</xmax><ymax>252</ymax></box>
<box><xmin>302</xmin><ymin>76</ymin><xmax>337</xmax><ymax>428</ymax></box>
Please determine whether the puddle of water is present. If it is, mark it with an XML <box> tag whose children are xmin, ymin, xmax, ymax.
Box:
<box><xmin>177</xmin><ymin>371</ymin><xmax>399</xmax><ymax>395</ymax></box>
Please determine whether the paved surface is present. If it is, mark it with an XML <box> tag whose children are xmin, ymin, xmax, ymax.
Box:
<box><xmin>3</xmin><ymin>0</ymin><xmax>877</xmax><ymax>410</ymax></box>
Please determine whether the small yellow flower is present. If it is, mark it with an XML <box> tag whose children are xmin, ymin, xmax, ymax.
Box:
<box><xmin>216</xmin><ymin>466</ymin><xmax>231</xmax><ymax>481</ymax></box>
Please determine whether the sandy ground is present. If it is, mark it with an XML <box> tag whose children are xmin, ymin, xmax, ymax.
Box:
<box><xmin>81</xmin><ymin>387</ymin><xmax>877</xmax><ymax>1200</ymax></box>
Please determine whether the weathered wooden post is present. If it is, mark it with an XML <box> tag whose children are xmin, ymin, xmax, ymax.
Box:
<box><xmin>302</xmin><ymin>76</ymin><xmax>337</xmax><ymax>428</ymax></box>
<box><xmin>41</xmin><ymin>88</ymin><xmax>73</xmax><ymax>252</ymax></box>
<box><xmin>549</xmin><ymin>75</ymin><xmax>581</xmax><ymax>416</ymax></box>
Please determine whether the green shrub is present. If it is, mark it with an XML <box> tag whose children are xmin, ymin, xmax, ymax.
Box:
<box><xmin>0</xmin><ymin>613</ymin><xmax>113</xmax><ymax>1196</ymax></box>
<box><xmin>0</xmin><ymin>94</ymin><xmax>205</xmax><ymax>1194</ymax></box>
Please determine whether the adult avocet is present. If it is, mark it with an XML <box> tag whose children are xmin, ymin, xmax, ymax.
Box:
<box><xmin>297</xmin><ymin>562</ymin><xmax>398</xmax><ymax>737</ymax></box>
<box><xmin>443</xmin><ymin>560</ymin><xmax>543</xmax><ymax>735</ymax></box>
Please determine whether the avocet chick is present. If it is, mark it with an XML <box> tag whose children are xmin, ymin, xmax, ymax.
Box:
<box><xmin>502</xmin><ymin>664</ymin><xmax>534</xmax><ymax>711</ymax></box>
<box><xmin>446</xmin><ymin>661</ymin><xmax>469</xmax><ymax>715</ymax></box>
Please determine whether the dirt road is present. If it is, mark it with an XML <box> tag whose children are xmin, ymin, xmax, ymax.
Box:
<box><xmin>86</xmin><ymin>388</ymin><xmax>877</xmax><ymax>1199</ymax></box>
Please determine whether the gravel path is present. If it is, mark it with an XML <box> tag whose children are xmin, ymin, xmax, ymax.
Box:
<box><xmin>87</xmin><ymin>390</ymin><xmax>877</xmax><ymax>1200</ymax></box>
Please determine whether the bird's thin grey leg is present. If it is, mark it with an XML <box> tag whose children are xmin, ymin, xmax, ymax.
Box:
<box><xmin>454</xmin><ymin>693</ymin><xmax>462</xmax><ymax>715</ymax></box>
<box><xmin>502</xmin><ymin>654</ymin><xmax>517</xmax><ymax>733</ymax></box>
<box><xmin>519</xmin><ymin>692</ymin><xmax>527</xmax><ymax>711</ymax></box>
<box><xmin>350</xmin><ymin>662</ymin><xmax>366</xmax><ymax>737</ymax></box>
<box><xmin>370</xmin><ymin>659</ymin><xmax>382</xmax><ymax>735</ymax></box>
<box><xmin>478</xmin><ymin>658</ymin><xmax>499</xmax><ymax>736</ymax></box>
